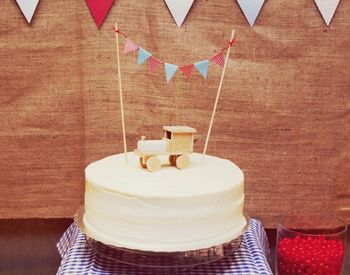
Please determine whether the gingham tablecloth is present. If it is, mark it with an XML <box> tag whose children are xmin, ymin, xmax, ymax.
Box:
<box><xmin>56</xmin><ymin>219</ymin><xmax>272</xmax><ymax>274</ymax></box>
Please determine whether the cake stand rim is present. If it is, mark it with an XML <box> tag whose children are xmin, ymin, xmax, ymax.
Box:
<box><xmin>74</xmin><ymin>205</ymin><xmax>250</xmax><ymax>254</ymax></box>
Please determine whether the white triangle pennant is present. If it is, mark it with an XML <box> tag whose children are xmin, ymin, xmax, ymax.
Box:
<box><xmin>236</xmin><ymin>0</ymin><xmax>265</xmax><ymax>27</ymax></box>
<box><xmin>16</xmin><ymin>0</ymin><xmax>40</xmax><ymax>24</ymax></box>
<box><xmin>314</xmin><ymin>0</ymin><xmax>341</xmax><ymax>26</ymax></box>
<box><xmin>164</xmin><ymin>0</ymin><xmax>195</xmax><ymax>28</ymax></box>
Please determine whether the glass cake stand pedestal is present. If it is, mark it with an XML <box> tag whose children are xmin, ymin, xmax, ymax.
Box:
<box><xmin>75</xmin><ymin>206</ymin><xmax>249</xmax><ymax>272</ymax></box>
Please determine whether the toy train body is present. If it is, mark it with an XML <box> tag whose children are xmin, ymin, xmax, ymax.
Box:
<box><xmin>134</xmin><ymin>126</ymin><xmax>197</xmax><ymax>172</ymax></box>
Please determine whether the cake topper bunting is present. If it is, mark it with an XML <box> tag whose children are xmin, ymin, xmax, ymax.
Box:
<box><xmin>148</xmin><ymin>56</ymin><xmax>163</xmax><ymax>73</ymax></box>
<box><xmin>122</xmin><ymin>38</ymin><xmax>138</xmax><ymax>54</ymax></box>
<box><xmin>113</xmin><ymin>26</ymin><xmax>237</xmax><ymax>83</ymax></box>
<box><xmin>137</xmin><ymin>48</ymin><xmax>152</xmax><ymax>65</ymax></box>
<box><xmin>209</xmin><ymin>52</ymin><xmax>225</xmax><ymax>68</ymax></box>
<box><xmin>164</xmin><ymin>63</ymin><xmax>179</xmax><ymax>82</ymax></box>
<box><xmin>180</xmin><ymin>64</ymin><xmax>195</xmax><ymax>79</ymax></box>
<box><xmin>194</xmin><ymin>60</ymin><xmax>209</xmax><ymax>79</ymax></box>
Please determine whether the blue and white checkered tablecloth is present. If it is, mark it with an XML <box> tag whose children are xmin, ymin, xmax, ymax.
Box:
<box><xmin>56</xmin><ymin>219</ymin><xmax>272</xmax><ymax>274</ymax></box>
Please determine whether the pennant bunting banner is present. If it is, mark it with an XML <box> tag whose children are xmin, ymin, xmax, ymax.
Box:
<box><xmin>13</xmin><ymin>2</ymin><xmax>346</xmax><ymax>28</ymax></box>
<box><xmin>180</xmin><ymin>64</ymin><xmax>194</xmax><ymax>79</ymax></box>
<box><xmin>164</xmin><ymin>0</ymin><xmax>195</xmax><ymax>28</ymax></box>
<box><xmin>194</xmin><ymin>60</ymin><xmax>209</xmax><ymax>79</ymax></box>
<box><xmin>314</xmin><ymin>0</ymin><xmax>341</xmax><ymax>26</ymax></box>
<box><xmin>16</xmin><ymin>0</ymin><xmax>40</xmax><ymax>24</ymax></box>
<box><xmin>114</xmin><ymin>27</ymin><xmax>236</xmax><ymax>83</ymax></box>
<box><xmin>137</xmin><ymin>48</ymin><xmax>152</xmax><ymax>65</ymax></box>
<box><xmin>148</xmin><ymin>56</ymin><xmax>163</xmax><ymax>73</ymax></box>
<box><xmin>123</xmin><ymin>38</ymin><xmax>138</xmax><ymax>54</ymax></box>
<box><xmin>236</xmin><ymin>0</ymin><xmax>265</xmax><ymax>27</ymax></box>
<box><xmin>210</xmin><ymin>52</ymin><xmax>225</xmax><ymax>68</ymax></box>
<box><xmin>164</xmin><ymin>63</ymin><xmax>178</xmax><ymax>82</ymax></box>
<box><xmin>85</xmin><ymin>0</ymin><xmax>114</xmax><ymax>28</ymax></box>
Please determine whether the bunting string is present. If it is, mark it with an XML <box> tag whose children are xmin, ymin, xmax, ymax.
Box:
<box><xmin>113</xmin><ymin>26</ymin><xmax>236</xmax><ymax>82</ymax></box>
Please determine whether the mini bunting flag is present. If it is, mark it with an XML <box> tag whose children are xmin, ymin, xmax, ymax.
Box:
<box><xmin>123</xmin><ymin>38</ymin><xmax>138</xmax><ymax>54</ymax></box>
<box><xmin>164</xmin><ymin>63</ymin><xmax>178</xmax><ymax>82</ymax></box>
<box><xmin>164</xmin><ymin>0</ymin><xmax>195</xmax><ymax>28</ymax></box>
<box><xmin>148</xmin><ymin>56</ymin><xmax>163</xmax><ymax>73</ymax></box>
<box><xmin>85</xmin><ymin>0</ymin><xmax>114</xmax><ymax>28</ymax></box>
<box><xmin>237</xmin><ymin>0</ymin><xmax>265</xmax><ymax>26</ymax></box>
<box><xmin>137</xmin><ymin>48</ymin><xmax>152</xmax><ymax>65</ymax></box>
<box><xmin>314</xmin><ymin>0</ymin><xmax>341</xmax><ymax>26</ymax></box>
<box><xmin>194</xmin><ymin>60</ymin><xmax>209</xmax><ymax>79</ymax></box>
<box><xmin>114</xmin><ymin>28</ymin><xmax>236</xmax><ymax>83</ymax></box>
<box><xmin>210</xmin><ymin>52</ymin><xmax>225</xmax><ymax>68</ymax></box>
<box><xmin>180</xmin><ymin>64</ymin><xmax>194</xmax><ymax>79</ymax></box>
<box><xmin>16</xmin><ymin>0</ymin><xmax>40</xmax><ymax>24</ymax></box>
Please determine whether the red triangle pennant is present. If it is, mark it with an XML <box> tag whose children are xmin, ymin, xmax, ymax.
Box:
<box><xmin>123</xmin><ymin>38</ymin><xmax>138</xmax><ymax>54</ymax></box>
<box><xmin>148</xmin><ymin>56</ymin><xmax>163</xmax><ymax>73</ymax></box>
<box><xmin>85</xmin><ymin>0</ymin><xmax>114</xmax><ymax>29</ymax></box>
<box><xmin>180</xmin><ymin>64</ymin><xmax>194</xmax><ymax>79</ymax></box>
<box><xmin>210</xmin><ymin>52</ymin><xmax>225</xmax><ymax>68</ymax></box>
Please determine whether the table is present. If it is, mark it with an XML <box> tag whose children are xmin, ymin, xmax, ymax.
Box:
<box><xmin>56</xmin><ymin>219</ymin><xmax>273</xmax><ymax>274</ymax></box>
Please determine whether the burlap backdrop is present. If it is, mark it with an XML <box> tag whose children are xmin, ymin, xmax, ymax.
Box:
<box><xmin>0</xmin><ymin>0</ymin><xmax>349</xmax><ymax>227</ymax></box>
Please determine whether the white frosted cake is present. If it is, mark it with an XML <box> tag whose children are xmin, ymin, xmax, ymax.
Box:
<box><xmin>83</xmin><ymin>152</ymin><xmax>246</xmax><ymax>252</ymax></box>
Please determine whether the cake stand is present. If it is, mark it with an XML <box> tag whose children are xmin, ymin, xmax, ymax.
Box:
<box><xmin>75</xmin><ymin>206</ymin><xmax>249</xmax><ymax>272</ymax></box>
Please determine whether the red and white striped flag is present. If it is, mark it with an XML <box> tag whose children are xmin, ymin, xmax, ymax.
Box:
<box><xmin>123</xmin><ymin>38</ymin><xmax>139</xmax><ymax>54</ymax></box>
<box><xmin>180</xmin><ymin>64</ymin><xmax>194</xmax><ymax>79</ymax></box>
<box><xmin>210</xmin><ymin>51</ymin><xmax>225</xmax><ymax>67</ymax></box>
<box><xmin>148</xmin><ymin>56</ymin><xmax>162</xmax><ymax>73</ymax></box>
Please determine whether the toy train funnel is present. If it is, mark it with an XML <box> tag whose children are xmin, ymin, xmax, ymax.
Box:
<box><xmin>134</xmin><ymin>126</ymin><xmax>197</xmax><ymax>172</ymax></box>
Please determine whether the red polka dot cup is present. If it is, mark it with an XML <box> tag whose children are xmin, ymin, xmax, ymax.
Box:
<box><xmin>276</xmin><ymin>214</ymin><xmax>347</xmax><ymax>275</ymax></box>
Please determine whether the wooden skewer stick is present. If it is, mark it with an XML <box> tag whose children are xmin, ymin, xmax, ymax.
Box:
<box><xmin>115</xmin><ymin>23</ymin><xmax>128</xmax><ymax>165</ymax></box>
<box><xmin>202</xmin><ymin>29</ymin><xmax>235</xmax><ymax>162</ymax></box>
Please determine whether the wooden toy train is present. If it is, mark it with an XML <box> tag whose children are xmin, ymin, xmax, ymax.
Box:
<box><xmin>134</xmin><ymin>126</ymin><xmax>197</xmax><ymax>172</ymax></box>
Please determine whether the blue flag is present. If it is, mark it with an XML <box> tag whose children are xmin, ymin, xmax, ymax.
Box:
<box><xmin>237</xmin><ymin>0</ymin><xmax>265</xmax><ymax>26</ymax></box>
<box><xmin>137</xmin><ymin>48</ymin><xmax>152</xmax><ymax>65</ymax></box>
<box><xmin>194</xmin><ymin>60</ymin><xmax>209</xmax><ymax>79</ymax></box>
<box><xmin>164</xmin><ymin>63</ymin><xmax>178</xmax><ymax>82</ymax></box>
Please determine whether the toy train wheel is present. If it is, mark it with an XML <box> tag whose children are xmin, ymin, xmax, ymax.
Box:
<box><xmin>169</xmin><ymin>155</ymin><xmax>177</xmax><ymax>166</ymax></box>
<box><xmin>139</xmin><ymin>157</ymin><xmax>147</xmax><ymax>168</ymax></box>
<box><xmin>176</xmin><ymin>154</ymin><xmax>190</xmax><ymax>170</ymax></box>
<box><xmin>146</xmin><ymin>156</ymin><xmax>161</xmax><ymax>172</ymax></box>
